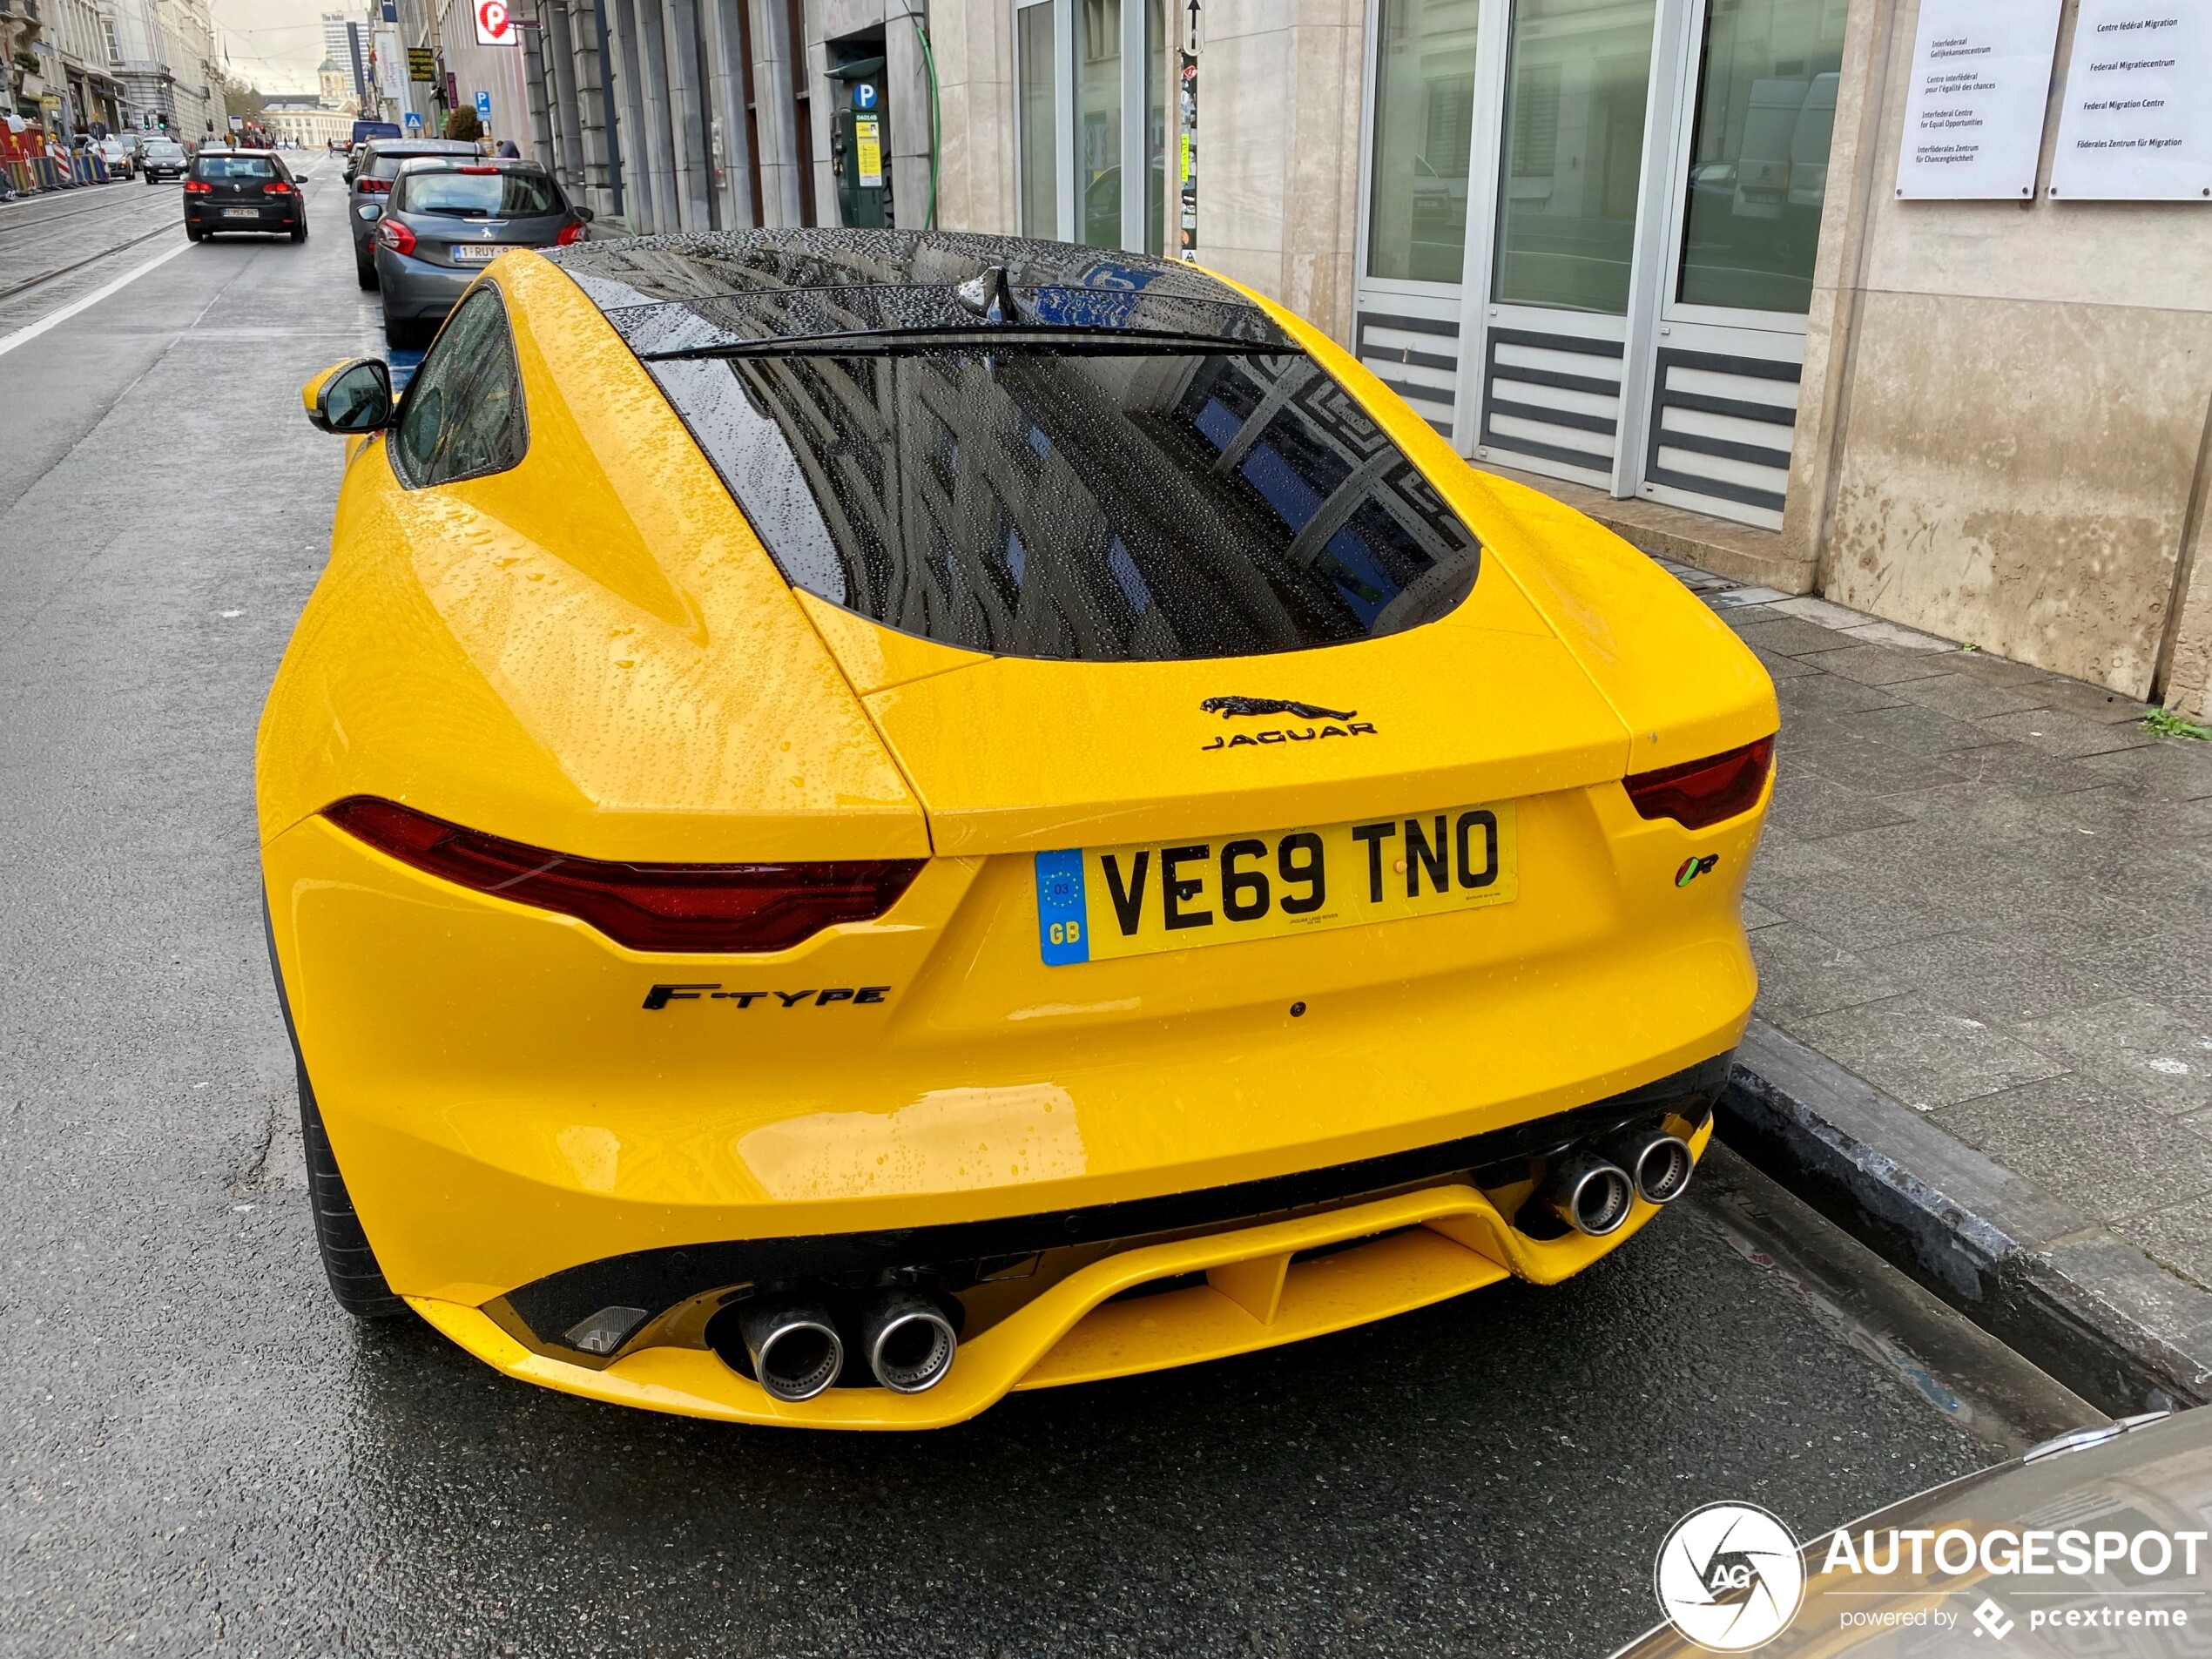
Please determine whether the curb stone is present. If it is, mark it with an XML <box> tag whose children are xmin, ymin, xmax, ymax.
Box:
<box><xmin>1716</xmin><ymin>1020</ymin><xmax>2212</xmax><ymax>1418</ymax></box>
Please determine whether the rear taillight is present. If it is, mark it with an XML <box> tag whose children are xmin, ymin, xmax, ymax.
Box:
<box><xmin>183</xmin><ymin>179</ymin><xmax>212</xmax><ymax>193</ymax></box>
<box><xmin>323</xmin><ymin>797</ymin><xmax>925</xmax><ymax>953</ymax></box>
<box><xmin>556</xmin><ymin>221</ymin><xmax>584</xmax><ymax>246</ymax></box>
<box><xmin>360</xmin><ymin>177</ymin><xmax>391</xmax><ymax>193</ymax></box>
<box><xmin>1623</xmin><ymin>737</ymin><xmax>1774</xmax><ymax>830</ymax></box>
<box><xmin>263</xmin><ymin>180</ymin><xmax>295</xmax><ymax>196</ymax></box>
<box><xmin>458</xmin><ymin>165</ymin><xmax>499</xmax><ymax>174</ymax></box>
<box><xmin>376</xmin><ymin>216</ymin><xmax>416</xmax><ymax>255</ymax></box>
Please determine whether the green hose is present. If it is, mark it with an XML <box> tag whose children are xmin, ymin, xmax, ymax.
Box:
<box><xmin>913</xmin><ymin>16</ymin><xmax>941</xmax><ymax>229</ymax></box>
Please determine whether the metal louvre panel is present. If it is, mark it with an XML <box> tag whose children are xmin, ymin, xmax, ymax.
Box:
<box><xmin>1355</xmin><ymin>309</ymin><xmax>1460</xmax><ymax>434</ymax></box>
<box><xmin>1478</xmin><ymin>327</ymin><xmax>1623</xmax><ymax>482</ymax></box>
<box><xmin>1642</xmin><ymin>347</ymin><xmax>1800</xmax><ymax>527</ymax></box>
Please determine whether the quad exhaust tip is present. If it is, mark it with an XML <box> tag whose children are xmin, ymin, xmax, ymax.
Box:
<box><xmin>1626</xmin><ymin>1132</ymin><xmax>1695</xmax><ymax>1205</ymax></box>
<box><xmin>735</xmin><ymin>1297</ymin><xmax>845</xmax><ymax>1402</ymax></box>
<box><xmin>859</xmin><ymin>1291</ymin><xmax>958</xmax><ymax>1394</ymax></box>
<box><xmin>1541</xmin><ymin>1151</ymin><xmax>1635</xmax><ymax>1238</ymax></box>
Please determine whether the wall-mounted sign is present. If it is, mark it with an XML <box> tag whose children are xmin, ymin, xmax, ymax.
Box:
<box><xmin>375</xmin><ymin>30</ymin><xmax>404</xmax><ymax>100</ymax></box>
<box><xmin>475</xmin><ymin>90</ymin><xmax>492</xmax><ymax>122</ymax></box>
<box><xmin>1894</xmin><ymin>0</ymin><xmax>2062</xmax><ymax>199</ymax></box>
<box><xmin>853</xmin><ymin>111</ymin><xmax>882</xmax><ymax>188</ymax></box>
<box><xmin>474</xmin><ymin>0</ymin><xmax>516</xmax><ymax>49</ymax></box>
<box><xmin>2050</xmin><ymin>0</ymin><xmax>2212</xmax><ymax>200</ymax></box>
<box><xmin>853</xmin><ymin>81</ymin><xmax>877</xmax><ymax>111</ymax></box>
<box><xmin>408</xmin><ymin>47</ymin><xmax>436</xmax><ymax>84</ymax></box>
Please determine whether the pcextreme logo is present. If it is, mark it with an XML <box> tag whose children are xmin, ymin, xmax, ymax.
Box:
<box><xmin>1654</xmin><ymin>1503</ymin><xmax>1807</xmax><ymax>1652</ymax></box>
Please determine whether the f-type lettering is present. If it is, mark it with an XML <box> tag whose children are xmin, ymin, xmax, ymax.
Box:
<box><xmin>711</xmin><ymin>990</ymin><xmax>771</xmax><ymax>1008</ymax></box>
<box><xmin>1100</xmin><ymin>850</ymin><xmax>1150</xmax><ymax>937</ymax></box>
<box><xmin>815</xmin><ymin>988</ymin><xmax>854</xmax><ymax>1006</ymax></box>
<box><xmin>1161</xmin><ymin>844</ymin><xmax>1213</xmax><ymax>929</ymax></box>
<box><xmin>643</xmin><ymin>981</ymin><xmax>718</xmax><ymax>1009</ymax></box>
<box><xmin>773</xmin><ymin>989</ymin><xmax>818</xmax><ymax>1008</ymax></box>
<box><xmin>1352</xmin><ymin>821</ymin><xmax>1397</xmax><ymax>902</ymax></box>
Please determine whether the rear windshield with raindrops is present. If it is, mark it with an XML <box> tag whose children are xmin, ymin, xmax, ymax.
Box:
<box><xmin>550</xmin><ymin>232</ymin><xmax>1482</xmax><ymax>664</ymax></box>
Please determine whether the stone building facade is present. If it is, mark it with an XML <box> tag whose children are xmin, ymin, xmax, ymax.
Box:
<box><xmin>502</xmin><ymin>0</ymin><xmax>2212</xmax><ymax>715</ymax></box>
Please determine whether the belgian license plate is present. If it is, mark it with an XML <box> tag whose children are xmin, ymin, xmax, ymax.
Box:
<box><xmin>221</xmin><ymin>207</ymin><xmax>258</xmax><ymax>219</ymax></box>
<box><xmin>1035</xmin><ymin>804</ymin><xmax>1519</xmax><ymax>965</ymax></box>
<box><xmin>452</xmin><ymin>244</ymin><xmax>498</xmax><ymax>262</ymax></box>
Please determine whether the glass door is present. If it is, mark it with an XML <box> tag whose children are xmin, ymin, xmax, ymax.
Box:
<box><xmin>1352</xmin><ymin>0</ymin><xmax>1486</xmax><ymax>435</ymax></box>
<box><xmin>1023</xmin><ymin>0</ymin><xmax>1169</xmax><ymax>253</ymax></box>
<box><xmin>1635</xmin><ymin>0</ymin><xmax>1845</xmax><ymax>528</ymax></box>
<box><xmin>1467</xmin><ymin>0</ymin><xmax>1660</xmax><ymax>488</ymax></box>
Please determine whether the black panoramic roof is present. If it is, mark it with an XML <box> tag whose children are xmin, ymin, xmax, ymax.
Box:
<box><xmin>543</xmin><ymin>230</ymin><xmax>1295</xmax><ymax>354</ymax></box>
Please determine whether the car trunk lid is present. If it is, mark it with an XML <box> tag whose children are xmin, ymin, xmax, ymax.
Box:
<box><xmin>802</xmin><ymin>577</ymin><xmax>1628</xmax><ymax>855</ymax></box>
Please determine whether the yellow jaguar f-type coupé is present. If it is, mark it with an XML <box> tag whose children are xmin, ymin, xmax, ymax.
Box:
<box><xmin>266</xmin><ymin>230</ymin><xmax>1776</xmax><ymax>1428</ymax></box>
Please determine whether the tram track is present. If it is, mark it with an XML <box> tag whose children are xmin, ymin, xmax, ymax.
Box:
<box><xmin>0</xmin><ymin>219</ymin><xmax>182</xmax><ymax>306</ymax></box>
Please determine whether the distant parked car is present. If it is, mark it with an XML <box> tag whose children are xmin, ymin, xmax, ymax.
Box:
<box><xmin>374</xmin><ymin>157</ymin><xmax>589</xmax><ymax>347</ymax></box>
<box><xmin>182</xmin><ymin>147</ymin><xmax>306</xmax><ymax>242</ymax></box>
<box><xmin>94</xmin><ymin>135</ymin><xmax>137</xmax><ymax>179</ymax></box>
<box><xmin>138</xmin><ymin>138</ymin><xmax>188</xmax><ymax>182</ymax></box>
<box><xmin>347</xmin><ymin>138</ymin><xmax>480</xmax><ymax>289</ymax></box>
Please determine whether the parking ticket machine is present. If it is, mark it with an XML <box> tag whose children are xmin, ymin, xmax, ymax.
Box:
<box><xmin>828</xmin><ymin>54</ymin><xmax>892</xmax><ymax>229</ymax></box>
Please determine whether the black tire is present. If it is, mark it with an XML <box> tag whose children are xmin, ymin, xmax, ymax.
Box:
<box><xmin>382</xmin><ymin>312</ymin><xmax>423</xmax><ymax>350</ymax></box>
<box><xmin>298</xmin><ymin>1064</ymin><xmax>407</xmax><ymax>1318</ymax></box>
<box><xmin>185</xmin><ymin>224</ymin><xmax>204</xmax><ymax>242</ymax></box>
<box><xmin>290</xmin><ymin>224</ymin><xmax>307</xmax><ymax>242</ymax></box>
<box><xmin>356</xmin><ymin>257</ymin><xmax>377</xmax><ymax>290</ymax></box>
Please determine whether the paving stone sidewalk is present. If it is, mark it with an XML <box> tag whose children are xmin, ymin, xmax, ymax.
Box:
<box><xmin>1652</xmin><ymin>563</ymin><xmax>2212</xmax><ymax>1298</ymax></box>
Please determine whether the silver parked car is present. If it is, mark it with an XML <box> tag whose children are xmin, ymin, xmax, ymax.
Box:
<box><xmin>372</xmin><ymin>157</ymin><xmax>590</xmax><ymax>349</ymax></box>
<box><xmin>347</xmin><ymin>138</ymin><xmax>480</xmax><ymax>289</ymax></box>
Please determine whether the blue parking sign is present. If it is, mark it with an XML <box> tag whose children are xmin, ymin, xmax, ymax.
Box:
<box><xmin>854</xmin><ymin>81</ymin><xmax>877</xmax><ymax>111</ymax></box>
<box><xmin>475</xmin><ymin>90</ymin><xmax>492</xmax><ymax>119</ymax></box>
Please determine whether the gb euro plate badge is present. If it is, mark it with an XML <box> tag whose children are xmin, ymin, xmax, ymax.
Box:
<box><xmin>1035</xmin><ymin>805</ymin><xmax>1518</xmax><ymax>965</ymax></box>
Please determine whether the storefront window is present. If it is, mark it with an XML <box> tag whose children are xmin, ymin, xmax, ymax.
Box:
<box><xmin>1018</xmin><ymin>0</ymin><xmax>1058</xmax><ymax>238</ymax></box>
<box><xmin>1145</xmin><ymin>0</ymin><xmax>1167</xmax><ymax>255</ymax></box>
<box><xmin>1366</xmin><ymin>0</ymin><xmax>1480</xmax><ymax>283</ymax></box>
<box><xmin>1080</xmin><ymin>0</ymin><xmax>1123</xmax><ymax>247</ymax></box>
<box><xmin>1675</xmin><ymin>0</ymin><xmax>1845</xmax><ymax>314</ymax></box>
<box><xmin>1493</xmin><ymin>0</ymin><xmax>1656</xmax><ymax>314</ymax></box>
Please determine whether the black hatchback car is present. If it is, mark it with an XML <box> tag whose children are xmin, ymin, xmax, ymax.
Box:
<box><xmin>183</xmin><ymin>149</ymin><xmax>306</xmax><ymax>242</ymax></box>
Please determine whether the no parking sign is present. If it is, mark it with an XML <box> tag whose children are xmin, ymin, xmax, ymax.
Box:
<box><xmin>474</xmin><ymin>0</ymin><xmax>516</xmax><ymax>46</ymax></box>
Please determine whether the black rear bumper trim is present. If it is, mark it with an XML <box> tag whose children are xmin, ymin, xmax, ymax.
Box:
<box><xmin>500</xmin><ymin>1050</ymin><xmax>1736</xmax><ymax>1352</ymax></box>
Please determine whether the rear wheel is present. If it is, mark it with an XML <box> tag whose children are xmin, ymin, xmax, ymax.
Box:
<box><xmin>185</xmin><ymin>224</ymin><xmax>204</xmax><ymax>242</ymax></box>
<box><xmin>381</xmin><ymin>312</ymin><xmax>424</xmax><ymax>350</ymax></box>
<box><xmin>356</xmin><ymin>257</ymin><xmax>377</xmax><ymax>290</ymax></box>
<box><xmin>298</xmin><ymin>1064</ymin><xmax>406</xmax><ymax>1318</ymax></box>
<box><xmin>290</xmin><ymin>223</ymin><xmax>307</xmax><ymax>242</ymax></box>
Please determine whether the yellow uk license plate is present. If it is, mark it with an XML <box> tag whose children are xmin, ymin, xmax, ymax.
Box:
<box><xmin>1034</xmin><ymin>804</ymin><xmax>1518</xmax><ymax>965</ymax></box>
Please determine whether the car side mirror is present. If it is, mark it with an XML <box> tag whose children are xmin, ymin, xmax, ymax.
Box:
<box><xmin>358</xmin><ymin>203</ymin><xmax>381</xmax><ymax>221</ymax></box>
<box><xmin>304</xmin><ymin>358</ymin><xmax>394</xmax><ymax>434</ymax></box>
<box><xmin>574</xmin><ymin>205</ymin><xmax>595</xmax><ymax>223</ymax></box>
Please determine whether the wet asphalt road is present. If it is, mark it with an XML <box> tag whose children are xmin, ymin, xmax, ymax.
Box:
<box><xmin>0</xmin><ymin>170</ymin><xmax>2081</xmax><ymax>1657</ymax></box>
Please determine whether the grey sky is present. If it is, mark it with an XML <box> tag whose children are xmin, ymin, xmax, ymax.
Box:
<box><xmin>210</xmin><ymin>0</ymin><xmax>347</xmax><ymax>94</ymax></box>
